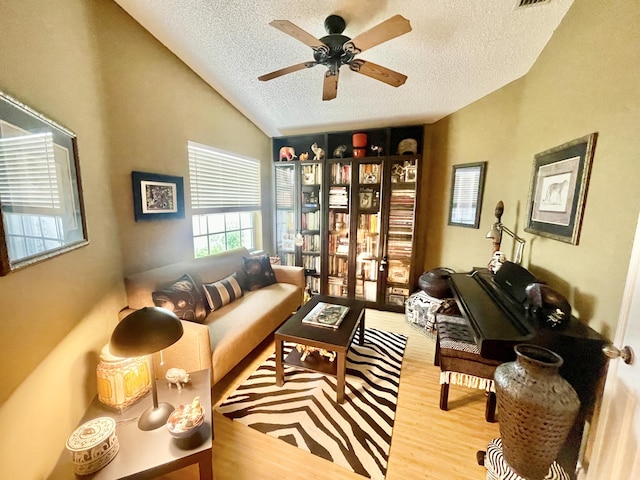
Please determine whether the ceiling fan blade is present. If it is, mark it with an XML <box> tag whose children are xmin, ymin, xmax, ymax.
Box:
<box><xmin>345</xmin><ymin>15</ymin><xmax>412</xmax><ymax>54</ymax></box>
<box><xmin>269</xmin><ymin>20</ymin><xmax>328</xmax><ymax>50</ymax></box>
<box><xmin>258</xmin><ymin>62</ymin><xmax>317</xmax><ymax>81</ymax></box>
<box><xmin>349</xmin><ymin>59</ymin><xmax>407</xmax><ymax>87</ymax></box>
<box><xmin>322</xmin><ymin>70</ymin><xmax>339</xmax><ymax>101</ymax></box>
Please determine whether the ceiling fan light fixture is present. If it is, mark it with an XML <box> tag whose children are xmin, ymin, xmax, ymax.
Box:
<box><xmin>259</xmin><ymin>14</ymin><xmax>412</xmax><ymax>100</ymax></box>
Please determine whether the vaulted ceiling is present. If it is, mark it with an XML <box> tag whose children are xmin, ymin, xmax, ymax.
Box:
<box><xmin>113</xmin><ymin>0</ymin><xmax>574</xmax><ymax>137</ymax></box>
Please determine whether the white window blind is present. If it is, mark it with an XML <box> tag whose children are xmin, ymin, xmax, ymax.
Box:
<box><xmin>188</xmin><ymin>141</ymin><xmax>261</xmax><ymax>212</ymax></box>
<box><xmin>450</xmin><ymin>165</ymin><xmax>482</xmax><ymax>224</ymax></box>
<box><xmin>0</xmin><ymin>132</ymin><xmax>61</xmax><ymax>210</ymax></box>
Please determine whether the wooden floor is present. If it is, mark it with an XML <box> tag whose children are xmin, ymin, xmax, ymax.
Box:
<box><xmin>157</xmin><ymin>309</ymin><xmax>500</xmax><ymax>480</ymax></box>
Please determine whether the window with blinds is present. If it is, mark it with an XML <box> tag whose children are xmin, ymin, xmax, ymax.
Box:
<box><xmin>187</xmin><ymin>141</ymin><xmax>262</xmax><ymax>257</ymax></box>
<box><xmin>448</xmin><ymin>162</ymin><xmax>486</xmax><ymax>228</ymax></box>
<box><xmin>0</xmin><ymin>91</ymin><xmax>87</xmax><ymax>275</ymax></box>
<box><xmin>188</xmin><ymin>141</ymin><xmax>261</xmax><ymax>213</ymax></box>
<box><xmin>0</xmin><ymin>131</ymin><xmax>61</xmax><ymax>211</ymax></box>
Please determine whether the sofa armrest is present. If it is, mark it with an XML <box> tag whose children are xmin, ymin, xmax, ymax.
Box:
<box><xmin>272</xmin><ymin>264</ymin><xmax>305</xmax><ymax>290</ymax></box>
<box><xmin>152</xmin><ymin>320</ymin><xmax>212</xmax><ymax>380</ymax></box>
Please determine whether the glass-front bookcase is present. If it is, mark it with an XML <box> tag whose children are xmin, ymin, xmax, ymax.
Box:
<box><xmin>300</xmin><ymin>162</ymin><xmax>322</xmax><ymax>293</ymax></box>
<box><xmin>327</xmin><ymin>160</ymin><xmax>351</xmax><ymax>297</ymax></box>
<box><xmin>274</xmin><ymin>163</ymin><xmax>296</xmax><ymax>266</ymax></box>
<box><xmin>273</xmin><ymin>125</ymin><xmax>423</xmax><ymax>310</ymax></box>
<box><xmin>355</xmin><ymin>160</ymin><xmax>382</xmax><ymax>303</ymax></box>
<box><xmin>383</xmin><ymin>156</ymin><xmax>419</xmax><ymax>307</ymax></box>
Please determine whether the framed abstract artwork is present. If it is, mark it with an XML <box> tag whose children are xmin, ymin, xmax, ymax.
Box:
<box><xmin>131</xmin><ymin>171</ymin><xmax>185</xmax><ymax>221</ymax></box>
<box><xmin>524</xmin><ymin>133</ymin><xmax>598</xmax><ymax>244</ymax></box>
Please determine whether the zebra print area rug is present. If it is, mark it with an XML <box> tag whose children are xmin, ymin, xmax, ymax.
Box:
<box><xmin>217</xmin><ymin>328</ymin><xmax>407</xmax><ymax>479</ymax></box>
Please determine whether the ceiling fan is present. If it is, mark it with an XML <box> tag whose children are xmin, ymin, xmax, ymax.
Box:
<box><xmin>258</xmin><ymin>14</ymin><xmax>412</xmax><ymax>101</ymax></box>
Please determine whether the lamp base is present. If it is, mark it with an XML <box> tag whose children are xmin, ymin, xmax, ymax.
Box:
<box><xmin>138</xmin><ymin>402</ymin><xmax>175</xmax><ymax>431</ymax></box>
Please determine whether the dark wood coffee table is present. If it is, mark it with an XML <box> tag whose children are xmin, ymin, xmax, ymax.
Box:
<box><xmin>48</xmin><ymin>369</ymin><xmax>212</xmax><ymax>480</ymax></box>
<box><xmin>275</xmin><ymin>295</ymin><xmax>366</xmax><ymax>404</ymax></box>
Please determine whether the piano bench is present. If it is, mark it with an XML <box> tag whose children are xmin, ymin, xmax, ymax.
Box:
<box><xmin>435</xmin><ymin>315</ymin><xmax>502</xmax><ymax>422</ymax></box>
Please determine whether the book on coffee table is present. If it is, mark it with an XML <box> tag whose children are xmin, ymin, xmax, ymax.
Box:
<box><xmin>302</xmin><ymin>302</ymin><xmax>350</xmax><ymax>329</ymax></box>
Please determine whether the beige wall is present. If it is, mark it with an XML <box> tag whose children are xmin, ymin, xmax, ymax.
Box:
<box><xmin>92</xmin><ymin>2</ymin><xmax>272</xmax><ymax>275</ymax></box>
<box><xmin>424</xmin><ymin>0</ymin><xmax>640</xmax><ymax>340</ymax></box>
<box><xmin>1</xmin><ymin>0</ymin><xmax>638</xmax><ymax>477</ymax></box>
<box><xmin>0</xmin><ymin>1</ymin><xmax>269</xmax><ymax>478</ymax></box>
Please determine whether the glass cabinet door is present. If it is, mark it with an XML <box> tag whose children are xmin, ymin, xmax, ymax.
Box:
<box><xmin>327</xmin><ymin>161</ymin><xmax>351</xmax><ymax>297</ymax></box>
<box><xmin>355</xmin><ymin>161</ymin><xmax>382</xmax><ymax>303</ymax></box>
<box><xmin>274</xmin><ymin>163</ymin><xmax>296</xmax><ymax>266</ymax></box>
<box><xmin>300</xmin><ymin>162</ymin><xmax>322</xmax><ymax>294</ymax></box>
<box><xmin>384</xmin><ymin>157</ymin><xmax>418</xmax><ymax>307</ymax></box>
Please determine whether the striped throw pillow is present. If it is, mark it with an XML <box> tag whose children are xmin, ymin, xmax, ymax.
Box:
<box><xmin>202</xmin><ymin>274</ymin><xmax>244</xmax><ymax>311</ymax></box>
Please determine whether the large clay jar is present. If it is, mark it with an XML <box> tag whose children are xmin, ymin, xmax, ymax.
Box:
<box><xmin>494</xmin><ymin>344</ymin><xmax>580</xmax><ymax>480</ymax></box>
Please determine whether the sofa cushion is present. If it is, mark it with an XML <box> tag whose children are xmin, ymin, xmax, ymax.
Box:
<box><xmin>152</xmin><ymin>274</ymin><xmax>207</xmax><ymax>323</ymax></box>
<box><xmin>203</xmin><ymin>273</ymin><xmax>244</xmax><ymax>311</ymax></box>
<box><xmin>204</xmin><ymin>282</ymin><xmax>301</xmax><ymax>384</ymax></box>
<box><xmin>242</xmin><ymin>254</ymin><xmax>276</xmax><ymax>291</ymax></box>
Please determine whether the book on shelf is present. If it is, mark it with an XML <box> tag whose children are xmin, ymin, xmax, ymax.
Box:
<box><xmin>302</xmin><ymin>302</ymin><xmax>350</xmax><ymax>329</ymax></box>
<box><xmin>329</xmin><ymin>186</ymin><xmax>349</xmax><ymax>207</ymax></box>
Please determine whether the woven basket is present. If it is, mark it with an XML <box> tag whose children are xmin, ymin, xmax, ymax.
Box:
<box><xmin>494</xmin><ymin>344</ymin><xmax>580</xmax><ymax>480</ymax></box>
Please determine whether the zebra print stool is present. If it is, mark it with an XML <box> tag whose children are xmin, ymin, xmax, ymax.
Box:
<box><xmin>482</xmin><ymin>438</ymin><xmax>570</xmax><ymax>480</ymax></box>
<box><xmin>435</xmin><ymin>314</ymin><xmax>502</xmax><ymax>422</ymax></box>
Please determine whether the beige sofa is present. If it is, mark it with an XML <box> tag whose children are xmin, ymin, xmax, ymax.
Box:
<box><xmin>121</xmin><ymin>247</ymin><xmax>304</xmax><ymax>385</ymax></box>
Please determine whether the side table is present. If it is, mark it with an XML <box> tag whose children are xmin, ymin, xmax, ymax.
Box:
<box><xmin>48</xmin><ymin>368</ymin><xmax>212</xmax><ymax>480</ymax></box>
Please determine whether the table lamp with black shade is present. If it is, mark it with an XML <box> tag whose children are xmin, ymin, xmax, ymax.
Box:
<box><xmin>110</xmin><ymin>307</ymin><xmax>184</xmax><ymax>431</ymax></box>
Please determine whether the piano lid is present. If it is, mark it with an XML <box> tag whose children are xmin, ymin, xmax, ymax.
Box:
<box><xmin>449</xmin><ymin>270</ymin><xmax>535</xmax><ymax>360</ymax></box>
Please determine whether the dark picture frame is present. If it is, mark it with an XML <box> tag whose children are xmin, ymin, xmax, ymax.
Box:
<box><xmin>131</xmin><ymin>171</ymin><xmax>185</xmax><ymax>222</ymax></box>
<box><xmin>524</xmin><ymin>133</ymin><xmax>597</xmax><ymax>245</ymax></box>
<box><xmin>0</xmin><ymin>90</ymin><xmax>88</xmax><ymax>276</ymax></box>
<box><xmin>448</xmin><ymin>162</ymin><xmax>487</xmax><ymax>229</ymax></box>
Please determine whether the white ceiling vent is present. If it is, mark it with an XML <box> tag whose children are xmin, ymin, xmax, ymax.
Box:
<box><xmin>516</xmin><ymin>0</ymin><xmax>552</xmax><ymax>8</ymax></box>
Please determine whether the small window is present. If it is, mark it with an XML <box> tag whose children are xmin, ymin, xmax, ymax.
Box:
<box><xmin>448</xmin><ymin>162</ymin><xmax>487</xmax><ymax>229</ymax></box>
<box><xmin>188</xmin><ymin>141</ymin><xmax>261</xmax><ymax>257</ymax></box>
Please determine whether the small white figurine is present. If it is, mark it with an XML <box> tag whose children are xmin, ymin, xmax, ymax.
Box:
<box><xmin>311</xmin><ymin>143</ymin><xmax>325</xmax><ymax>160</ymax></box>
<box><xmin>489</xmin><ymin>251</ymin><xmax>506</xmax><ymax>274</ymax></box>
<box><xmin>166</xmin><ymin>368</ymin><xmax>190</xmax><ymax>390</ymax></box>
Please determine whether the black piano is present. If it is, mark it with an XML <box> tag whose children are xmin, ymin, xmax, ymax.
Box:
<box><xmin>448</xmin><ymin>262</ymin><xmax>608</xmax><ymax>477</ymax></box>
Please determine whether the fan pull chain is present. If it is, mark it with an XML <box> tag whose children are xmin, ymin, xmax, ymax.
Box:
<box><xmin>159</xmin><ymin>350</ymin><xmax>164</xmax><ymax>366</ymax></box>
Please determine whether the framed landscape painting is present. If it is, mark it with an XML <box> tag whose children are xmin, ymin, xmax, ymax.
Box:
<box><xmin>132</xmin><ymin>171</ymin><xmax>185</xmax><ymax>221</ymax></box>
<box><xmin>524</xmin><ymin>133</ymin><xmax>598</xmax><ymax>245</ymax></box>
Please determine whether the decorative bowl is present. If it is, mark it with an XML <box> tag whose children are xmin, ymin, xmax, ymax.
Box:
<box><xmin>66</xmin><ymin>417</ymin><xmax>119</xmax><ymax>475</ymax></box>
<box><xmin>166</xmin><ymin>398</ymin><xmax>205</xmax><ymax>438</ymax></box>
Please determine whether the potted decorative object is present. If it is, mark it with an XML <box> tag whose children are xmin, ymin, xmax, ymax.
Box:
<box><xmin>494</xmin><ymin>344</ymin><xmax>580</xmax><ymax>480</ymax></box>
<box><xmin>166</xmin><ymin>396</ymin><xmax>205</xmax><ymax>438</ymax></box>
<box><xmin>418</xmin><ymin>268</ymin><xmax>455</xmax><ymax>299</ymax></box>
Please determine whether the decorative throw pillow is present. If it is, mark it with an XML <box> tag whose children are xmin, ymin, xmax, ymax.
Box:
<box><xmin>242</xmin><ymin>254</ymin><xmax>276</xmax><ymax>291</ymax></box>
<box><xmin>202</xmin><ymin>273</ymin><xmax>244</xmax><ymax>311</ymax></box>
<box><xmin>152</xmin><ymin>274</ymin><xmax>207</xmax><ymax>323</ymax></box>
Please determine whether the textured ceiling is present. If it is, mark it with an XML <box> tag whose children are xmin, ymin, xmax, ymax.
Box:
<box><xmin>113</xmin><ymin>0</ymin><xmax>573</xmax><ymax>137</ymax></box>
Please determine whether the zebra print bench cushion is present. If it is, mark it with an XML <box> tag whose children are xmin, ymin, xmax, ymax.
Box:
<box><xmin>484</xmin><ymin>438</ymin><xmax>570</xmax><ymax>480</ymax></box>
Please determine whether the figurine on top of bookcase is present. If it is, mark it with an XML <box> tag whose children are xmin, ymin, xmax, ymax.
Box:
<box><xmin>311</xmin><ymin>143</ymin><xmax>325</xmax><ymax>160</ymax></box>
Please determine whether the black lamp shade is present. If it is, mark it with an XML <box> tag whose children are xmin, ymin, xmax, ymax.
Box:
<box><xmin>110</xmin><ymin>306</ymin><xmax>184</xmax><ymax>357</ymax></box>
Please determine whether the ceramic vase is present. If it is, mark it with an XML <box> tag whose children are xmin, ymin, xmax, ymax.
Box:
<box><xmin>494</xmin><ymin>344</ymin><xmax>580</xmax><ymax>480</ymax></box>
